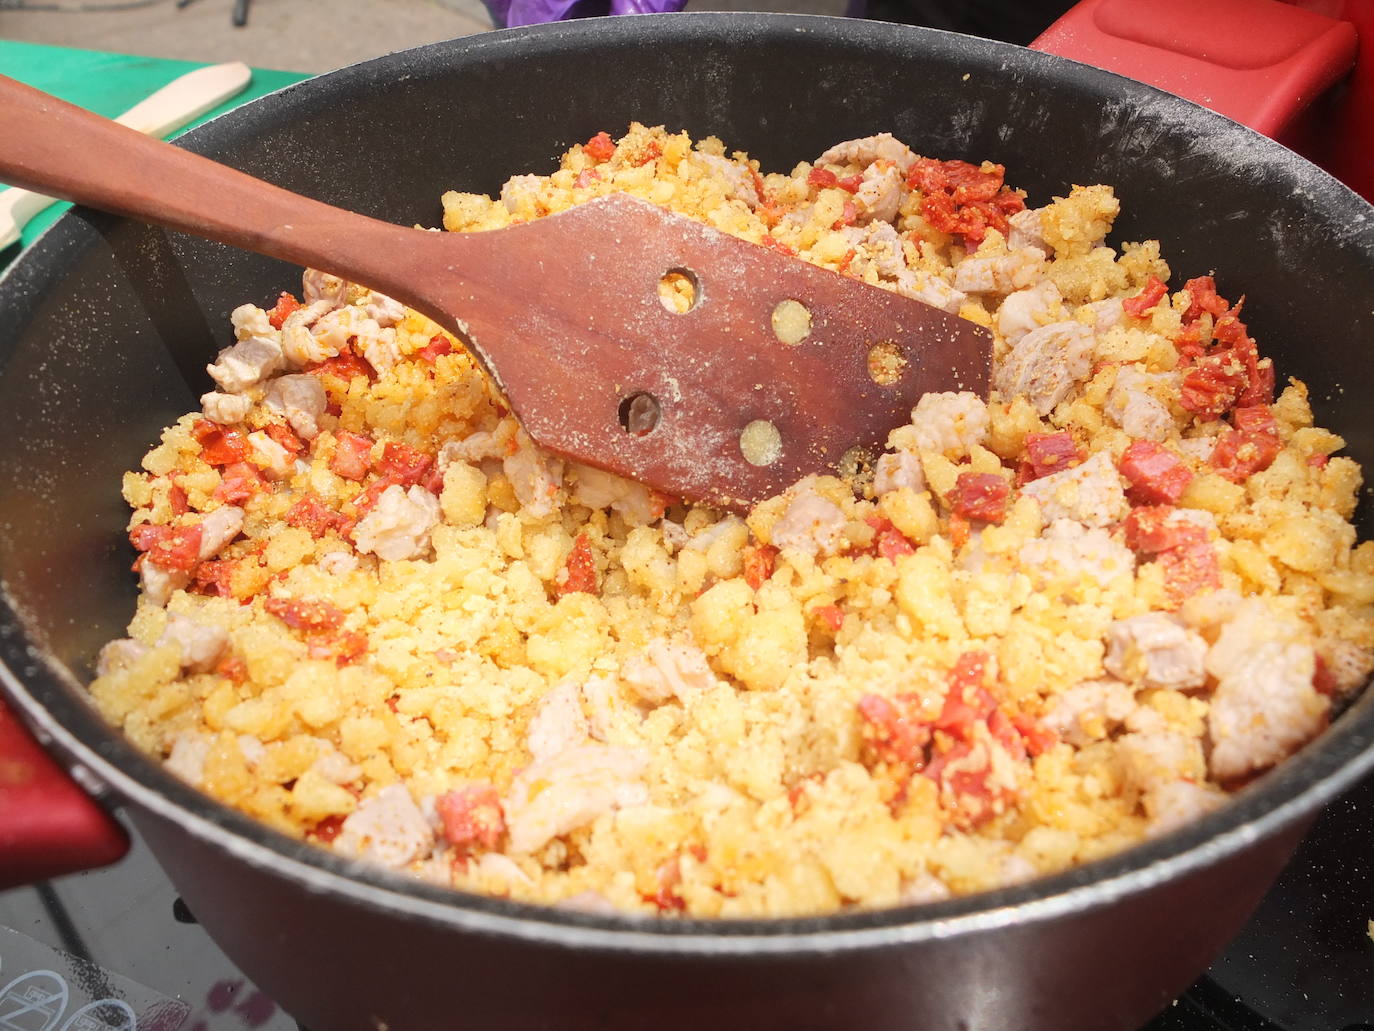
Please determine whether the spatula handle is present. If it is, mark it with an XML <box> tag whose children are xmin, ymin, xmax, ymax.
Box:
<box><xmin>0</xmin><ymin>74</ymin><xmax>438</xmax><ymax>304</ymax></box>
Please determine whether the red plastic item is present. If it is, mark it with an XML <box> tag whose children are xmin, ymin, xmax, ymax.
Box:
<box><xmin>1032</xmin><ymin>0</ymin><xmax>1369</xmax><ymax>200</ymax></box>
<box><xmin>0</xmin><ymin>695</ymin><xmax>129</xmax><ymax>888</ymax></box>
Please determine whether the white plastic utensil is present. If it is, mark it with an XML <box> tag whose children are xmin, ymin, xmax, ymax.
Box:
<box><xmin>0</xmin><ymin>60</ymin><xmax>252</xmax><ymax>251</ymax></box>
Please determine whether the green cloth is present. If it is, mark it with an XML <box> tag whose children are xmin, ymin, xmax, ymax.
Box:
<box><xmin>0</xmin><ymin>40</ymin><xmax>309</xmax><ymax>256</ymax></box>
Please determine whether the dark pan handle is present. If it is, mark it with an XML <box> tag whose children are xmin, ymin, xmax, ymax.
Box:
<box><xmin>0</xmin><ymin>696</ymin><xmax>129</xmax><ymax>889</ymax></box>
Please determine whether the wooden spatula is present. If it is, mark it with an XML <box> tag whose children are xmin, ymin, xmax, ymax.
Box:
<box><xmin>0</xmin><ymin>74</ymin><xmax>991</xmax><ymax>509</ymax></box>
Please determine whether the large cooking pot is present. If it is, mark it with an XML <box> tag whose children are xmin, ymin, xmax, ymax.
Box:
<box><xmin>2</xmin><ymin>11</ymin><xmax>1372</xmax><ymax>1031</ymax></box>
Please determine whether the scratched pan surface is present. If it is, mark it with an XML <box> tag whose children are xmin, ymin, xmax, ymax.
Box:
<box><xmin>1</xmin><ymin>13</ymin><xmax>1373</xmax><ymax>1031</ymax></box>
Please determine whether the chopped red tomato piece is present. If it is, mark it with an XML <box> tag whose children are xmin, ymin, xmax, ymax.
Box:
<box><xmin>812</xmin><ymin>604</ymin><xmax>845</xmax><ymax>632</ymax></box>
<box><xmin>264</xmin><ymin>422</ymin><xmax>304</xmax><ymax>454</ymax></box>
<box><xmin>214</xmin><ymin>461</ymin><xmax>268</xmax><ymax>504</ymax></box>
<box><xmin>858</xmin><ymin>693</ymin><xmax>931</xmax><ymax>768</ymax></box>
<box><xmin>264</xmin><ymin>596</ymin><xmax>346</xmax><ymax>633</ymax></box>
<box><xmin>1122</xmin><ymin>276</ymin><xmax>1168</xmax><ymax>317</ymax></box>
<box><xmin>330</xmin><ymin>431</ymin><xmax>374</xmax><ymax>481</ymax></box>
<box><xmin>556</xmin><ymin>534</ymin><xmax>598</xmax><ymax>596</ymax></box>
<box><xmin>417</xmin><ymin>334</ymin><xmax>454</xmax><ymax>363</ymax></box>
<box><xmin>584</xmin><ymin>131</ymin><xmax>616</xmax><ymax>162</ymax></box>
<box><xmin>192</xmin><ymin>420</ymin><xmax>251</xmax><ymax>466</ymax></box>
<box><xmin>374</xmin><ymin>442</ymin><xmax>433</xmax><ymax>487</ymax></box>
<box><xmin>286</xmin><ymin>495</ymin><xmax>346</xmax><ymax>537</ymax></box>
<box><xmin>742</xmin><ymin>543</ymin><xmax>779</xmax><ymax>590</ymax></box>
<box><xmin>1210</xmin><ymin>405</ymin><xmax>1281</xmax><ymax>483</ymax></box>
<box><xmin>129</xmin><ymin>523</ymin><xmax>203</xmax><ymax>571</ymax></box>
<box><xmin>1018</xmin><ymin>431</ymin><xmax>1083</xmax><ymax>484</ymax></box>
<box><xmin>1119</xmin><ymin>440</ymin><xmax>1193</xmax><ymax>505</ymax></box>
<box><xmin>949</xmin><ymin>472</ymin><xmax>1010</xmax><ymax>523</ymax></box>
<box><xmin>436</xmin><ymin>784</ymin><xmax>505</xmax><ymax>853</ymax></box>
<box><xmin>266</xmin><ymin>291</ymin><xmax>301</xmax><ymax>330</ymax></box>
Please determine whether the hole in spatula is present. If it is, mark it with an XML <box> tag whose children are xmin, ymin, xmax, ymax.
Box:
<box><xmin>740</xmin><ymin>420</ymin><xmax>782</xmax><ymax>467</ymax></box>
<box><xmin>618</xmin><ymin>392</ymin><xmax>662</xmax><ymax>436</ymax></box>
<box><xmin>867</xmin><ymin>341</ymin><xmax>906</xmax><ymax>386</ymax></box>
<box><xmin>771</xmin><ymin>299</ymin><xmax>811</xmax><ymax>345</ymax></box>
<box><xmin>658</xmin><ymin>268</ymin><xmax>699</xmax><ymax>313</ymax></box>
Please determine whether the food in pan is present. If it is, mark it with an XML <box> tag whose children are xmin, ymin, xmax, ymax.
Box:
<box><xmin>89</xmin><ymin>123</ymin><xmax>1374</xmax><ymax>917</ymax></box>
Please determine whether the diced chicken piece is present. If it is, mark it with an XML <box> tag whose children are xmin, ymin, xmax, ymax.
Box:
<box><xmin>200</xmin><ymin>391</ymin><xmax>253</xmax><ymax>426</ymax></box>
<box><xmin>993</xmin><ymin>320</ymin><xmax>1095</xmax><ymax>416</ymax></box>
<box><xmin>165</xmin><ymin>731</ymin><xmax>213</xmax><ymax>786</ymax></box>
<box><xmin>898</xmin><ymin>270</ymin><xmax>967</xmax><ymax>314</ymax></box>
<box><xmin>684</xmin><ymin>514</ymin><xmax>746</xmax><ymax>552</ymax></box>
<box><xmin>139</xmin><ymin>560</ymin><xmax>190</xmax><ymax>607</ymax></box>
<box><xmin>527</xmin><ymin>679</ymin><xmax>589</xmax><ymax>761</ymax></box>
<box><xmin>1020</xmin><ymin>451</ymin><xmax>1128</xmax><ymax>527</ymax></box>
<box><xmin>501</xmin><ymin>174</ymin><xmax>544</xmax><ymax>215</ymax></box>
<box><xmin>302</xmin><ymin>268</ymin><xmax>350</xmax><ymax>308</ymax></box>
<box><xmin>1316</xmin><ymin>637</ymin><xmax>1374</xmax><ymax>698</ymax></box>
<box><xmin>1006</xmin><ymin>208</ymin><xmax>1047</xmax><ymax>252</ymax></box>
<box><xmin>158</xmin><ymin>614</ymin><xmax>229</xmax><ymax>674</ymax></box>
<box><xmin>306</xmin><ymin>307</ymin><xmax>358</xmax><ymax>358</ymax></box>
<box><xmin>854</xmin><ymin>161</ymin><xmax>905</xmax><ymax>224</ymax></box>
<box><xmin>264</xmin><ymin>374</ymin><xmax>328</xmax><ymax>441</ymax></box>
<box><xmin>899</xmin><ymin>391</ymin><xmax>989</xmax><ymax>459</ymax></box>
<box><xmin>1041</xmin><ymin>678</ymin><xmax>1137</xmax><ymax>746</ymax></box>
<box><xmin>231</xmin><ymin>303</ymin><xmax>274</xmax><ymax>340</ymax></box>
<box><xmin>840</xmin><ymin>221</ymin><xmax>906</xmax><ymax>278</ymax></box>
<box><xmin>318</xmin><ymin>550</ymin><xmax>359</xmax><ymax>576</ymax></box>
<box><xmin>1018</xmin><ymin>519</ymin><xmax>1136</xmax><ymax>593</ymax></box>
<box><xmin>816</xmin><ymin>132</ymin><xmax>919</xmax><ymax>173</ymax></box>
<box><xmin>355</xmin><ymin>322</ymin><xmax>402</xmax><ymax>377</ymax></box>
<box><xmin>335</xmin><ymin>784</ymin><xmax>436</xmax><ymax>868</ymax></box>
<box><xmin>1083</xmin><ymin>298</ymin><xmax>1124</xmax><ymax>336</ymax></box>
<box><xmin>660</xmin><ymin>520</ymin><xmax>689</xmax><ymax>550</ymax></box>
<box><xmin>206</xmin><ymin>334</ymin><xmax>284</xmax><ymax>394</ymax></box>
<box><xmin>247</xmin><ymin>431</ymin><xmax>294</xmax><ymax>478</ymax></box>
<box><xmin>95</xmin><ymin>637</ymin><xmax>149</xmax><ymax>676</ymax></box>
<box><xmin>438</xmin><ymin>422</ymin><xmax>515</xmax><ymax>468</ymax></box>
<box><xmin>504</xmin><ymin>432</ymin><xmax>564</xmax><ymax>519</ymax></box>
<box><xmin>363</xmin><ymin>291</ymin><xmax>407</xmax><ymax>328</ymax></box>
<box><xmin>1104</xmin><ymin>613</ymin><xmax>1207</xmax><ymax>691</ymax></box>
<box><xmin>620</xmin><ymin>639</ymin><xmax>715</xmax><ymax>705</ymax></box>
<box><xmin>694</xmin><ymin>152</ymin><xmax>759</xmax><ymax>208</ymax></box>
<box><xmin>872</xmin><ymin>449</ymin><xmax>926</xmax><ymax>496</ymax></box>
<box><xmin>581</xmin><ymin>674</ymin><xmax>625</xmax><ymax>742</ymax></box>
<box><xmin>353</xmin><ymin>484</ymin><xmax>441</xmax><ymax>561</ymax></box>
<box><xmin>770</xmin><ymin>477</ymin><xmax>847</xmax><ymax>557</ymax></box>
<box><xmin>569</xmin><ymin>463</ymin><xmax>663</xmax><ymax>526</ymax></box>
<box><xmin>952</xmin><ymin>248</ymin><xmax>1046</xmax><ymax>295</ymax></box>
<box><xmin>280</xmin><ymin>300</ymin><xmax>343</xmax><ymax>366</ymax></box>
<box><xmin>310</xmin><ymin>744</ymin><xmax>363</xmax><ymax>785</ymax></box>
<box><xmin>503</xmin><ymin>744</ymin><xmax>650</xmax><ymax>854</ymax></box>
<box><xmin>1176</xmin><ymin>436</ymin><xmax>1218</xmax><ymax>464</ymax></box>
<box><xmin>1206</xmin><ymin>598</ymin><xmax>1327</xmax><ymax>780</ymax></box>
<box><xmin>1106</xmin><ymin>366</ymin><xmax>1178</xmax><ymax>442</ymax></box>
<box><xmin>997</xmin><ymin>280</ymin><xmax>1062</xmax><ymax>344</ymax></box>
<box><xmin>898</xmin><ymin>870</ymin><xmax>952</xmax><ymax>905</ymax></box>
<box><xmin>1143</xmin><ymin>780</ymin><xmax>1227</xmax><ymax>837</ymax></box>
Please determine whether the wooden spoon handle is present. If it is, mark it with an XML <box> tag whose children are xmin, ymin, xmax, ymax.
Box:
<box><xmin>0</xmin><ymin>74</ymin><xmax>441</xmax><ymax>305</ymax></box>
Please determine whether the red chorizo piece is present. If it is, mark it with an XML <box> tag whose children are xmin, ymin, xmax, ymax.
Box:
<box><xmin>167</xmin><ymin>482</ymin><xmax>190</xmax><ymax>516</ymax></box>
<box><xmin>129</xmin><ymin>523</ymin><xmax>203</xmax><ymax>570</ymax></box>
<box><xmin>862</xmin><ymin>516</ymin><xmax>916</xmax><ymax>560</ymax></box>
<box><xmin>948</xmin><ymin>472</ymin><xmax>1010</xmax><ymax>523</ymax></box>
<box><xmin>857</xmin><ymin>693</ymin><xmax>931</xmax><ymax>769</ymax></box>
<box><xmin>1119</xmin><ymin>440</ymin><xmax>1193</xmax><ymax>505</ymax></box>
<box><xmin>1017</xmin><ymin>431</ymin><xmax>1084</xmax><ymax>485</ymax></box>
<box><xmin>1122</xmin><ymin>275</ymin><xmax>1169</xmax><ymax>317</ymax></box>
<box><xmin>193</xmin><ymin>559</ymin><xmax>238</xmax><ymax>598</ymax></box>
<box><xmin>374</xmin><ymin>442</ymin><xmax>433</xmax><ymax>487</ymax></box>
<box><xmin>1123</xmin><ymin>505</ymin><xmax>1220</xmax><ymax>605</ymax></box>
<box><xmin>306</xmin><ymin>347</ymin><xmax>376</xmax><ymax>384</ymax></box>
<box><xmin>286</xmin><ymin>494</ymin><xmax>347</xmax><ymax>538</ymax></box>
<box><xmin>436</xmin><ymin>784</ymin><xmax>506</xmax><ymax>853</ymax></box>
<box><xmin>1210</xmin><ymin>405</ymin><xmax>1281</xmax><ymax>482</ymax></box>
<box><xmin>330</xmin><ymin>430</ymin><xmax>375</xmax><ymax>481</ymax></box>
<box><xmin>192</xmin><ymin>420</ymin><xmax>251</xmax><ymax>466</ymax></box>
<box><xmin>264</xmin><ymin>596</ymin><xmax>346</xmax><ymax>633</ymax></box>
<box><xmin>742</xmin><ymin>543</ymin><xmax>779</xmax><ymax>590</ymax></box>
<box><xmin>416</xmin><ymin>334</ymin><xmax>454</xmax><ymax>363</ymax></box>
<box><xmin>214</xmin><ymin>461</ymin><xmax>268</xmax><ymax>504</ymax></box>
<box><xmin>264</xmin><ymin>422</ymin><xmax>304</xmax><ymax>455</ymax></box>
<box><xmin>583</xmin><ymin>131</ymin><xmax>616</xmax><ymax>162</ymax></box>
<box><xmin>811</xmin><ymin>604</ymin><xmax>845</xmax><ymax>633</ymax></box>
<box><xmin>556</xmin><ymin>534</ymin><xmax>598</xmax><ymax>596</ymax></box>
<box><xmin>906</xmin><ymin>158</ymin><xmax>1025</xmax><ymax>246</ymax></box>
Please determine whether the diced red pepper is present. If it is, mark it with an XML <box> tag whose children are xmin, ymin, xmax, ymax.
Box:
<box><xmin>266</xmin><ymin>291</ymin><xmax>301</xmax><ymax>330</ymax></box>
<box><xmin>812</xmin><ymin>604</ymin><xmax>845</xmax><ymax>632</ymax></box>
<box><xmin>857</xmin><ymin>693</ymin><xmax>931</xmax><ymax>768</ymax></box>
<box><xmin>556</xmin><ymin>534</ymin><xmax>598</xmax><ymax>596</ymax></box>
<box><xmin>264</xmin><ymin>422</ymin><xmax>304</xmax><ymax>455</ymax></box>
<box><xmin>264</xmin><ymin>596</ymin><xmax>346</xmax><ymax>633</ymax></box>
<box><xmin>948</xmin><ymin>472</ymin><xmax>1010</xmax><ymax>523</ymax></box>
<box><xmin>742</xmin><ymin>543</ymin><xmax>779</xmax><ymax>590</ymax></box>
<box><xmin>374</xmin><ymin>442</ymin><xmax>433</xmax><ymax>487</ymax></box>
<box><xmin>330</xmin><ymin>431</ymin><xmax>375</xmax><ymax>481</ymax></box>
<box><xmin>1018</xmin><ymin>431</ymin><xmax>1083</xmax><ymax>484</ymax></box>
<box><xmin>129</xmin><ymin>523</ymin><xmax>203</xmax><ymax>571</ymax></box>
<box><xmin>584</xmin><ymin>131</ymin><xmax>616</xmax><ymax>163</ymax></box>
<box><xmin>1119</xmin><ymin>440</ymin><xmax>1193</xmax><ymax>505</ymax></box>
<box><xmin>214</xmin><ymin>461</ymin><xmax>268</xmax><ymax>504</ymax></box>
<box><xmin>286</xmin><ymin>494</ymin><xmax>347</xmax><ymax>538</ymax></box>
<box><xmin>1122</xmin><ymin>276</ymin><xmax>1168</xmax><ymax>317</ymax></box>
<box><xmin>436</xmin><ymin>783</ymin><xmax>506</xmax><ymax>853</ymax></box>
<box><xmin>1210</xmin><ymin>405</ymin><xmax>1281</xmax><ymax>483</ymax></box>
<box><xmin>192</xmin><ymin>420</ymin><xmax>251</xmax><ymax>466</ymax></box>
<box><xmin>417</xmin><ymin>334</ymin><xmax>454</xmax><ymax>363</ymax></box>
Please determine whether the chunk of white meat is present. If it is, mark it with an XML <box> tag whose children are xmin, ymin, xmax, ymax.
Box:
<box><xmin>279</xmin><ymin>300</ymin><xmax>343</xmax><ymax>366</ymax></box>
<box><xmin>1020</xmin><ymin>451</ymin><xmax>1128</xmax><ymax>528</ymax></box>
<box><xmin>872</xmin><ymin>449</ymin><xmax>926</xmax><ymax>497</ymax></box>
<box><xmin>165</xmin><ymin>731</ymin><xmax>213</xmax><ymax>786</ymax></box>
<box><xmin>897</xmin><ymin>391</ymin><xmax>989</xmax><ymax>459</ymax></box>
<box><xmin>996</xmin><ymin>280</ymin><xmax>1062</xmax><ymax>344</ymax></box>
<box><xmin>815</xmin><ymin>132</ymin><xmax>919</xmax><ymax>173</ymax></box>
<box><xmin>1106</xmin><ymin>365</ymin><xmax>1178</xmax><ymax>442</ymax></box>
<box><xmin>1142</xmin><ymin>780</ymin><xmax>1227</xmax><ymax>837</ymax></box>
<box><xmin>354</xmin><ymin>321</ymin><xmax>402</xmax><ymax>377</ymax></box>
<box><xmin>1316</xmin><ymin>637</ymin><xmax>1374</xmax><ymax>698</ymax></box>
<box><xmin>684</xmin><ymin>514</ymin><xmax>746</xmax><ymax>552</ymax></box>
<box><xmin>839</xmin><ymin>220</ymin><xmax>906</xmax><ymax>278</ymax></box>
<box><xmin>199</xmin><ymin>505</ymin><xmax>244</xmax><ymax>559</ymax></box>
<box><xmin>660</xmin><ymin>520</ymin><xmax>689</xmax><ymax>550</ymax></box>
<box><xmin>1041</xmin><ymin>678</ymin><xmax>1137</xmax><ymax>746</ymax></box>
<box><xmin>620</xmin><ymin>639</ymin><xmax>715</xmax><ymax>705</ymax></box>
<box><xmin>952</xmin><ymin>247</ymin><xmax>1046</xmax><ymax>295</ymax></box>
<box><xmin>501</xmin><ymin>173</ymin><xmax>544</xmax><ymax>215</ymax></box>
<box><xmin>1018</xmin><ymin>519</ymin><xmax>1135</xmax><ymax>594</ymax></box>
<box><xmin>95</xmin><ymin>637</ymin><xmax>149</xmax><ymax>676</ymax></box>
<box><xmin>302</xmin><ymin>268</ymin><xmax>350</xmax><ymax>308</ymax></box>
<box><xmin>770</xmin><ymin>477</ymin><xmax>847</xmax><ymax>557</ymax></box>
<box><xmin>158</xmin><ymin>614</ymin><xmax>229</xmax><ymax>674</ymax></box>
<box><xmin>139</xmin><ymin>560</ymin><xmax>190</xmax><ymax>607</ymax></box>
<box><xmin>581</xmin><ymin>674</ymin><xmax>627</xmax><ymax>742</ymax></box>
<box><xmin>1104</xmin><ymin>613</ymin><xmax>1207</xmax><ymax>691</ymax></box>
<box><xmin>247</xmin><ymin>431</ymin><xmax>295</xmax><ymax>478</ymax></box>
<box><xmin>1006</xmin><ymin>208</ymin><xmax>1047</xmax><ymax>252</ymax></box>
<box><xmin>1082</xmin><ymin>298</ymin><xmax>1124</xmax><ymax>337</ymax></box>
<box><xmin>304</xmin><ymin>306</ymin><xmax>358</xmax><ymax>359</ymax></box>
<box><xmin>264</xmin><ymin>374</ymin><xmax>328</xmax><ymax>441</ymax></box>
<box><xmin>503</xmin><ymin>744</ymin><xmax>650</xmax><ymax>854</ymax></box>
<box><xmin>993</xmin><ymin>320</ymin><xmax>1095</xmax><ymax>416</ymax></box>
<box><xmin>352</xmin><ymin>484</ymin><xmax>441</xmax><ymax>561</ymax></box>
<box><xmin>230</xmin><ymin>303</ymin><xmax>273</xmax><ymax>340</ymax></box>
<box><xmin>693</xmin><ymin>152</ymin><xmax>759</xmax><ymax>208</ymax></box>
<box><xmin>853</xmin><ymin>161</ymin><xmax>905</xmax><ymax>224</ymax></box>
<box><xmin>504</xmin><ymin>431</ymin><xmax>564</xmax><ymax>519</ymax></box>
<box><xmin>200</xmin><ymin>390</ymin><xmax>253</xmax><ymax>426</ymax></box>
<box><xmin>568</xmin><ymin>463</ymin><xmax>662</xmax><ymax>526</ymax></box>
<box><xmin>1206</xmin><ymin>598</ymin><xmax>1327</xmax><ymax>781</ymax></box>
<box><xmin>206</xmin><ymin>333</ymin><xmax>284</xmax><ymax>394</ymax></box>
<box><xmin>363</xmin><ymin>290</ymin><xmax>407</xmax><ymax>328</ymax></box>
<box><xmin>438</xmin><ymin>420</ymin><xmax>517</xmax><ymax>468</ymax></box>
<box><xmin>899</xmin><ymin>270</ymin><xmax>967</xmax><ymax>314</ymax></box>
<box><xmin>527</xmin><ymin>679</ymin><xmax>589</xmax><ymax>761</ymax></box>
<box><xmin>335</xmin><ymin>784</ymin><xmax>436</xmax><ymax>868</ymax></box>
<box><xmin>318</xmin><ymin>550</ymin><xmax>360</xmax><ymax>576</ymax></box>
